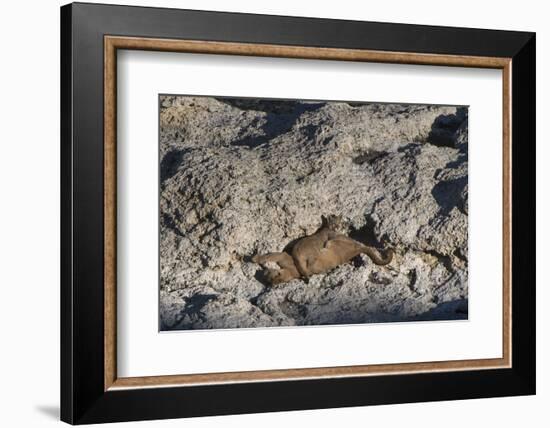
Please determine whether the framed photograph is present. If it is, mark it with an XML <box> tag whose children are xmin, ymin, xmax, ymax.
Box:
<box><xmin>60</xmin><ymin>2</ymin><xmax>535</xmax><ymax>424</ymax></box>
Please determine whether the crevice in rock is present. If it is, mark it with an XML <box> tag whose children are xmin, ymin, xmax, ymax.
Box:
<box><xmin>453</xmin><ymin>247</ymin><xmax>468</xmax><ymax>264</ymax></box>
<box><xmin>353</xmin><ymin>150</ymin><xmax>388</xmax><ymax>165</ymax></box>
<box><xmin>295</xmin><ymin>168</ymin><xmax>320</xmax><ymax>183</ymax></box>
<box><xmin>277</xmin><ymin>298</ymin><xmax>310</xmax><ymax>322</ymax></box>
<box><xmin>440</xmin><ymin>154</ymin><xmax>467</xmax><ymax>170</ymax></box>
<box><xmin>407</xmin><ymin>269</ymin><xmax>418</xmax><ymax>291</ymax></box>
<box><xmin>346</xmin><ymin>101</ymin><xmax>368</xmax><ymax>108</ymax></box>
<box><xmin>348</xmin><ymin>220</ymin><xmax>384</xmax><ymax>248</ymax></box>
<box><xmin>425</xmin><ymin>250</ymin><xmax>455</xmax><ymax>273</ymax></box>
<box><xmin>161</xmin><ymin>213</ymin><xmax>184</xmax><ymax>237</ymax></box>
<box><xmin>396</xmin><ymin>142</ymin><xmax>422</xmax><ymax>153</ymax></box>
<box><xmin>253</xmin><ymin>269</ymin><xmax>274</xmax><ymax>288</ymax></box>
<box><xmin>368</xmin><ymin>271</ymin><xmax>393</xmax><ymax>285</ymax></box>
<box><xmin>218</xmin><ymin>98</ymin><xmax>324</xmax><ymax>114</ymax></box>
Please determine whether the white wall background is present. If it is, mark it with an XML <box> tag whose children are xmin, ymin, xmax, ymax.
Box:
<box><xmin>0</xmin><ymin>0</ymin><xmax>546</xmax><ymax>426</ymax></box>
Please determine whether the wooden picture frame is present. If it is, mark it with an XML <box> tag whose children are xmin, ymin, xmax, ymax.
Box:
<box><xmin>61</xmin><ymin>2</ymin><xmax>535</xmax><ymax>424</ymax></box>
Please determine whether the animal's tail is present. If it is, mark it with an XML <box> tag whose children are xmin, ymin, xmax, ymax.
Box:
<box><xmin>360</xmin><ymin>245</ymin><xmax>394</xmax><ymax>266</ymax></box>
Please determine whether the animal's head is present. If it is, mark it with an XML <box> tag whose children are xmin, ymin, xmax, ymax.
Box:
<box><xmin>266</xmin><ymin>269</ymin><xmax>285</xmax><ymax>285</ymax></box>
<box><xmin>321</xmin><ymin>214</ymin><xmax>345</xmax><ymax>232</ymax></box>
<box><xmin>265</xmin><ymin>268</ymin><xmax>298</xmax><ymax>286</ymax></box>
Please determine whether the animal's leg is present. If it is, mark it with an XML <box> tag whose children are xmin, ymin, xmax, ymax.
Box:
<box><xmin>327</xmin><ymin>237</ymin><xmax>394</xmax><ymax>266</ymax></box>
<box><xmin>254</xmin><ymin>252</ymin><xmax>299</xmax><ymax>273</ymax></box>
<box><xmin>254</xmin><ymin>252</ymin><xmax>301</xmax><ymax>285</ymax></box>
<box><xmin>268</xmin><ymin>252</ymin><xmax>298</xmax><ymax>269</ymax></box>
<box><xmin>252</xmin><ymin>252</ymin><xmax>288</xmax><ymax>265</ymax></box>
<box><xmin>292</xmin><ymin>253</ymin><xmax>311</xmax><ymax>278</ymax></box>
<box><xmin>275</xmin><ymin>253</ymin><xmax>301</xmax><ymax>280</ymax></box>
<box><xmin>320</xmin><ymin>237</ymin><xmax>365</xmax><ymax>266</ymax></box>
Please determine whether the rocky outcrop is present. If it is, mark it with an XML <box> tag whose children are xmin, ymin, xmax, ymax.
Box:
<box><xmin>159</xmin><ymin>96</ymin><xmax>468</xmax><ymax>330</ymax></box>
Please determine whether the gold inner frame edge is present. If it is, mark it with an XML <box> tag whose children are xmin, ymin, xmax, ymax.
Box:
<box><xmin>104</xmin><ymin>35</ymin><xmax>512</xmax><ymax>391</ymax></box>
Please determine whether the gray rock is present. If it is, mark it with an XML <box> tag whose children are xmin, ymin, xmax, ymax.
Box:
<box><xmin>159</xmin><ymin>96</ymin><xmax>468</xmax><ymax>330</ymax></box>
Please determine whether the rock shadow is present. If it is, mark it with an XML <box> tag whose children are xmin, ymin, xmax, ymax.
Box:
<box><xmin>161</xmin><ymin>212</ymin><xmax>184</xmax><ymax>237</ymax></box>
<box><xmin>353</xmin><ymin>150</ymin><xmax>388</xmax><ymax>165</ymax></box>
<box><xmin>253</xmin><ymin>269</ymin><xmax>274</xmax><ymax>287</ymax></box>
<box><xmin>348</xmin><ymin>221</ymin><xmax>386</xmax><ymax>248</ymax></box>
<box><xmin>168</xmin><ymin>293</ymin><xmax>217</xmax><ymax>329</ymax></box>
<box><xmin>431</xmin><ymin>176</ymin><xmax>468</xmax><ymax>216</ymax></box>
<box><xmin>411</xmin><ymin>299</ymin><xmax>468</xmax><ymax>321</ymax></box>
<box><xmin>348</xmin><ymin>221</ymin><xmax>391</xmax><ymax>267</ymax></box>
<box><xmin>221</xmin><ymin>100</ymin><xmax>325</xmax><ymax>148</ymax></box>
<box><xmin>160</xmin><ymin>148</ymin><xmax>192</xmax><ymax>184</ymax></box>
<box><xmin>427</xmin><ymin>107</ymin><xmax>468</xmax><ymax>148</ymax></box>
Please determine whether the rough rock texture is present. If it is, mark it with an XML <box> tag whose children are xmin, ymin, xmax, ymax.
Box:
<box><xmin>159</xmin><ymin>96</ymin><xmax>468</xmax><ymax>330</ymax></box>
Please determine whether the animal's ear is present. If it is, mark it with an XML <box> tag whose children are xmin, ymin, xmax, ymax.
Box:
<box><xmin>321</xmin><ymin>214</ymin><xmax>342</xmax><ymax>230</ymax></box>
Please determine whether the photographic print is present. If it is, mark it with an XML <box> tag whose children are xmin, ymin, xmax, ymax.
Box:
<box><xmin>159</xmin><ymin>95</ymin><xmax>468</xmax><ymax>331</ymax></box>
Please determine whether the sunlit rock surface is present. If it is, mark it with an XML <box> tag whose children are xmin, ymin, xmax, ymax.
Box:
<box><xmin>159</xmin><ymin>96</ymin><xmax>468</xmax><ymax>330</ymax></box>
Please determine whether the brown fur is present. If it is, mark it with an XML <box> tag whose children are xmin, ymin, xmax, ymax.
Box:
<box><xmin>252</xmin><ymin>215</ymin><xmax>393</xmax><ymax>285</ymax></box>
